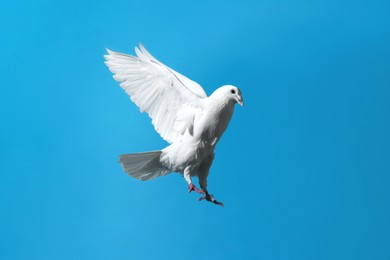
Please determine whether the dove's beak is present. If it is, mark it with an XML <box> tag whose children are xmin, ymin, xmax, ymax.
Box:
<box><xmin>238</xmin><ymin>97</ymin><xmax>244</xmax><ymax>107</ymax></box>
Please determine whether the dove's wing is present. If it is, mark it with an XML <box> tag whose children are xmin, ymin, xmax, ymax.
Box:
<box><xmin>104</xmin><ymin>44</ymin><xmax>207</xmax><ymax>144</ymax></box>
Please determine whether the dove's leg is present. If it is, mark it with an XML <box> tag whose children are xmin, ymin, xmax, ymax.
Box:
<box><xmin>184</xmin><ymin>166</ymin><xmax>204</xmax><ymax>194</ymax></box>
<box><xmin>197</xmin><ymin>154</ymin><xmax>224</xmax><ymax>207</ymax></box>
<box><xmin>198</xmin><ymin>153</ymin><xmax>213</xmax><ymax>193</ymax></box>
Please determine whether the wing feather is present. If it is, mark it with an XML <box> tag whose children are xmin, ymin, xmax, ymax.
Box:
<box><xmin>105</xmin><ymin>44</ymin><xmax>207</xmax><ymax>143</ymax></box>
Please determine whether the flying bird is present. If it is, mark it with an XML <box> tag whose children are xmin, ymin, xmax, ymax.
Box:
<box><xmin>104</xmin><ymin>43</ymin><xmax>244</xmax><ymax>206</ymax></box>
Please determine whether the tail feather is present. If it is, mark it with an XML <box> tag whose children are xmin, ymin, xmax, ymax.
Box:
<box><xmin>119</xmin><ymin>151</ymin><xmax>170</xmax><ymax>180</ymax></box>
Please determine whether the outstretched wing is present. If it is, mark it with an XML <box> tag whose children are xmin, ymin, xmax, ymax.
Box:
<box><xmin>104</xmin><ymin>43</ymin><xmax>207</xmax><ymax>144</ymax></box>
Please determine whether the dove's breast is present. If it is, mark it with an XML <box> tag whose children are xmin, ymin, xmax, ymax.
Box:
<box><xmin>195</xmin><ymin>99</ymin><xmax>235</xmax><ymax>145</ymax></box>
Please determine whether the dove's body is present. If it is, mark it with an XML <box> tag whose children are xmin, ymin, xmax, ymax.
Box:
<box><xmin>162</xmin><ymin>91</ymin><xmax>234</xmax><ymax>173</ymax></box>
<box><xmin>105</xmin><ymin>44</ymin><xmax>243</xmax><ymax>205</ymax></box>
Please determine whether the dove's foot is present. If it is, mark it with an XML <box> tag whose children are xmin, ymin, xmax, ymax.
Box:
<box><xmin>198</xmin><ymin>194</ymin><xmax>224</xmax><ymax>207</ymax></box>
<box><xmin>188</xmin><ymin>184</ymin><xmax>205</xmax><ymax>194</ymax></box>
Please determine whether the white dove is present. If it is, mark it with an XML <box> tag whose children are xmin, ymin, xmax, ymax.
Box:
<box><xmin>104</xmin><ymin>43</ymin><xmax>243</xmax><ymax>206</ymax></box>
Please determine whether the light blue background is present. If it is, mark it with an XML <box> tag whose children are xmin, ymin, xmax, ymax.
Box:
<box><xmin>1</xmin><ymin>0</ymin><xmax>389</xmax><ymax>259</ymax></box>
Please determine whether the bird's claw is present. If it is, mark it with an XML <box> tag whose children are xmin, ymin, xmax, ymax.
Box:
<box><xmin>198</xmin><ymin>194</ymin><xmax>224</xmax><ymax>207</ymax></box>
<box><xmin>188</xmin><ymin>184</ymin><xmax>205</xmax><ymax>194</ymax></box>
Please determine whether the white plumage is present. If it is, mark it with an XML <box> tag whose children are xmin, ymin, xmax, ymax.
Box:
<box><xmin>105</xmin><ymin>43</ymin><xmax>243</xmax><ymax>206</ymax></box>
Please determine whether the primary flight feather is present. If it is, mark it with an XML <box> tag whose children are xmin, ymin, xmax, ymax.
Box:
<box><xmin>105</xmin><ymin>43</ymin><xmax>244</xmax><ymax>206</ymax></box>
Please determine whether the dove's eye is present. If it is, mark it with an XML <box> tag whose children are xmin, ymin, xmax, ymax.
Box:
<box><xmin>231</xmin><ymin>89</ymin><xmax>236</xmax><ymax>94</ymax></box>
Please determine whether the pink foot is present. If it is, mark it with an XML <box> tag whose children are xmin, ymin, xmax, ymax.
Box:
<box><xmin>188</xmin><ymin>184</ymin><xmax>205</xmax><ymax>194</ymax></box>
<box><xmin>198</xmin><ymin>194</ymin><xmax>224</xmax><ymax>207</ymax></box>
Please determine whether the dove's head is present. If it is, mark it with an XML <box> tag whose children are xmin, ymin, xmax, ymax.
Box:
<box><xmin>219</xmin><ymin>85</ymin><xmax>244</xmax><ymax>107</ymax></box>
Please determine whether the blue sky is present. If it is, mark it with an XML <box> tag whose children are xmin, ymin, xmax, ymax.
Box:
<box><xmin>1</xmin><ymin>0</ymin><xmax>389</xmax><ymax>259</ymax></box>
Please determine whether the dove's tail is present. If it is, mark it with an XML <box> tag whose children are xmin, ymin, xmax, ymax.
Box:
<box><xmin>119</xmin><ymin>151</ymin><xmax>170</xmax><ymax>181</ymax></box>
